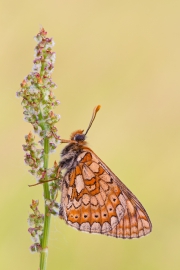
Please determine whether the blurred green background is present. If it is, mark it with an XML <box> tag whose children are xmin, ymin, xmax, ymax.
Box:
<box><xmin>1</xmin><ymin>1</ymin><xmax>180</xmax><ymax>269</ymax></box>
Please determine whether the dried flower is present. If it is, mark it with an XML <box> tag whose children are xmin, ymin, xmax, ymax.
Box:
<box><xmin>17</xmin><ymin>27</ymin><xmax>60</xmax><ymax>147</ymax></box>
<box><xmin>28</xmin><ymin>200</ymin><xmax>44</xmax><ymax>251</ymax></box>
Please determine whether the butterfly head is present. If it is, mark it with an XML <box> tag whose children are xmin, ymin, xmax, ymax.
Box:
<box><xmin>61</xmin><ymin>105</ymin><xmax>101</xmax><ymax>145</ymax></box>
<box><xmin>70</xmin><ymin>130</ymin><xmax>86</xmax><ymax>142</ymax></box>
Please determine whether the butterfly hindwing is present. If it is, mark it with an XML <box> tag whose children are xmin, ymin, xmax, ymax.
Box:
<box><xmin>60</xmin><ymin>150</ymin><xmax>127</xmax><ymax>233</ymax></box>
<box><xmin>60</xmin><ymin>148</ymin><xmax>152</xmax><ymax>238</ymax></box>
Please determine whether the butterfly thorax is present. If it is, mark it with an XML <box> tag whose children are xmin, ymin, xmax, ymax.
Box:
<box><xmin>60</xmin><ymin>130</ymin><xmax>87</xmax><ymax>171</ymax></box>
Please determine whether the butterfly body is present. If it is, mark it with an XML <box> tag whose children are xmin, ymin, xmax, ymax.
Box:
<box><xmin>59</xmin><ymin>127</ymin><xmax>152</xmax><ymax>239</ymax></box>
<box><xmin>60</xmin><ymin>130</ymin><xmax>86</xmax><ymax>171</ymax></box>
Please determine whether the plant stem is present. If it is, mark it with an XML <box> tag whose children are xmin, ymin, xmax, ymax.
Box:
<box><xmin>39</xmin><ymin>136</ymin><xmax>51</xmax><ymax>270</ymax></box>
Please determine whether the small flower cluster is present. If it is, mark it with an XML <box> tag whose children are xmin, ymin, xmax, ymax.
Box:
<box><xmin>45</xmin><ymin>199</ymin><xmax>60</xmax><ymax>216</ymax></box>
<box><xmin>23</xmin><ymin>132</ymin><xmax>44</xmax><ymax>180</ymax></box>
<box><xmin>28</xmin><ymin>200</ymin><xmax>44</xmax><ymax>253</ymax></box>
<box><xmin>16</xmin><ymin>27</ymin><xmax>60</xmax><ymax>151</ymax></box>
<box><xmin>17</xmin><ymin>28</ymin><xmax>62</xmax><ymax>254</ymax></box>
<box><xmin>47</xmin><ymin>161</ymin><xmax>62</xmax><ymax>199</ymax></box>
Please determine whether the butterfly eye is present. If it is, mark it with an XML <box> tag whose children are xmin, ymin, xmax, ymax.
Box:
<box><xmin>74</xmin><ymin>134</ymin><xmax>85</xmax><ymax>141</ymax></box>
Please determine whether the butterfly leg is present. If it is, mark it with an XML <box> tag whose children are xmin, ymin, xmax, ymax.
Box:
<box><xmin>28</xmin><ymin>167</ymin><xmax>62</xmax><ymax>187</ymax></box>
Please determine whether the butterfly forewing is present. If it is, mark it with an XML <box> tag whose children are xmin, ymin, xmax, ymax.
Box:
<box><xmin>60</xmin><ymin>147</ymin><xmax>152</xmax><ymax>238</ymax></box>
<box><xmin>104</xmin><ymin>197</ymin><xmax>152</xmax><ymax>238</ymax></box>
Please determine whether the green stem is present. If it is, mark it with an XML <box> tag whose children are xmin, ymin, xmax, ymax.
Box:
<box><xmin>39</xmin><ymin>108</ymin><xmax>51</xmax><ymax>270</ymax></box>
<box><xmin>38</xmin><ymin>55</ymin><xmax>51</xmax><ymax>270</ymax></box>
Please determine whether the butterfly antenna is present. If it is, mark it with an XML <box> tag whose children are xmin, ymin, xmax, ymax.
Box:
<box><xmin>84</xmin><ymin>105</ymin><xmax>101</xmax><ymax>135</ymax></box>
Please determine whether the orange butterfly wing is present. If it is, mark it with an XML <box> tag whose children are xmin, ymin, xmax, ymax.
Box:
<box><xmin>60</xmin><ymin>148</ymin><xmax>152</xmax><ymax>238</ymax></box>
<box><xmin>90</xmin><ymin>149</ymin><xmax>152</xmax><ymax>238</ymax></box>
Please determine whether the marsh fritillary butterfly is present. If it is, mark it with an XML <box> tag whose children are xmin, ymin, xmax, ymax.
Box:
<box><xmin>59</xmin><ymin>106</ymin><xmax>152</xmax><ymax>238</ymax></box>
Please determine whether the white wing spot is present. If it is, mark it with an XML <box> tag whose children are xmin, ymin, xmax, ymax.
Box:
<box><xmin>73</xmin><ymin>199</ymin><xmax>81</xmax><ymax>208</ymax></box>
<box><xmin>102</xmin><ymin>222</ymin><xmax>111</xmax><ymax>233</ymax></box>
<box><xmin>82</xmin><ymin>194</ymin><xmax>90</xmax><ymax>205</ymax></box>
<box><xmin>67</xmin><ymin>221</ymin><xmax>80</xmax><ymax>230</ymax></box>
<box><xmin>99</xmin><ymin>180</ymin><xmax>109</xmax><ymax>191</ymax></box>
<box><xmin>77</xmin><ymin>152</ymin><xmax>87</xmax><ymax>162</ymax></box>
<box><xmin>100</xmin><ymin>187</ymin><xmax>107</xmax><ymax>201</ymax></box>
<box><xmin>67</xmin><ymin>201</ymin><xmax>73</xmax><ymax>210</ymax></box>
<box><xmin>141</xmin><ymin>219</ymin><xmax>150</xmax><ymax>228</ymax></box>
<box><xmin>100</xmin><ymin>172</ymin><xmax>111</xmax><ymax>183</ymax></box>
<box><xmin>90</xmin><ymin>153</ymin><xmax>99</xmax><ymax>163</ymax></box>
<box><xmin>91</xmin><ymin>222</ymin><xmax>101</xmax><ymax>233</ymax></box>
<box><xmin>119</xmin><ymin>194</ymin><xmax>127</xmax><ymax>210</ymax></box>
<box><xmin>116</xmin><ymin>204</ymin><xmax>124</xmax><ymax>221</ymax></box>
<box><xmin>91</xmin><ymin>196</ymin><xmax>98</xmax><ymax>206</ymax></box>
<box><xmin>127</xmin><ymin>200</ymin><xmax>135</xmax><ymax>214</ymax></box>
<box><xmin>96</xmin><ymin>193</ymin><xmax>105</xmax><ymax>206</ymax></box>
<box><xmin>82</xmin><ymin>165</ymin><xmax>94</xmax><ymax>179</ymax></box>
<box><xmin>68</xmin><ymin>187</ymin><xmax>72</xmax><ymax>197</ymax></box>
<box><xmin>110</xmin><ymin>216</ymin><xmax>118</xmax><ymax>227</ymax></box>
<box><xmin>89</xmin><ymin>162</ymin><xmax>99</xmax><ymax>172</ymax></box>
<box><xmin>80</xmin><ymin>222</ymin><xmax>91</xmax><ymax>231</ymax></box>
<box><xmin>75</xmin><ymin>175</ymin><xmax>85</xmax><ymax>193</ymax></box>
<box><xmin>139</xmin><ymin>230</ymin><xmax>144</xmax><ymax>237</ymax></box>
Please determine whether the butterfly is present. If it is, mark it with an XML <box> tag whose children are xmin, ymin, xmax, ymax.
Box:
<box><xmin>59</xmin><ymin>105</ymin><xmax>152</xmax><ymax>239</ymax></box>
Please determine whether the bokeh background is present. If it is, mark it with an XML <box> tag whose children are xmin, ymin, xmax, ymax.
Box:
<box><xmin>1</xmin><ymin>1</ymin><xmax>180</xmax><ymax>269</ymax></box>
